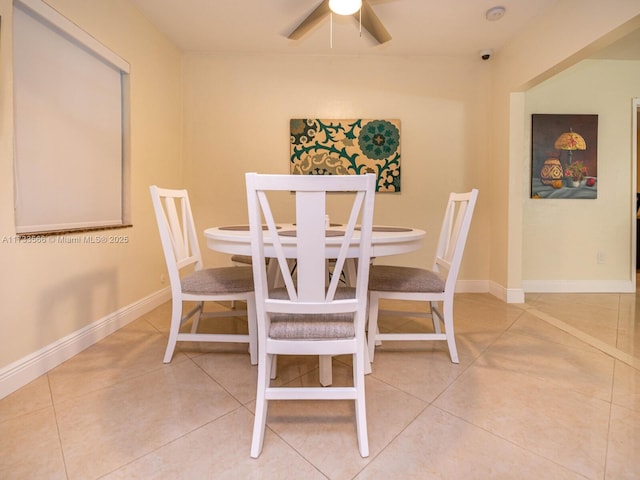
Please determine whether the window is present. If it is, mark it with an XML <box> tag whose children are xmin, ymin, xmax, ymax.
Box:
<box><xmin>13</xmin><ymin>0</ymin><xmax>130</xmax><ymax>234</ymax></box>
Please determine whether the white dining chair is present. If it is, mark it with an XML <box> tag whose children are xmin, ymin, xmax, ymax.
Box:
<box><xmin>246</xmin><ymin>172</ymin><xmax>376</xmax><ymax>459</ymax></box>
<box><xmin>150</xmin><ymin>185</ymin><xmax>257</xmax><ymax>364</ymax></box>
<box><xmin>367</xmin><ymin>189</ymin><xmax>478</xmax><ymax>364</ymax></box>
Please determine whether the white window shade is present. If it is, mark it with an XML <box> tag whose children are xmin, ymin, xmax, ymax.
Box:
<box><xmin>13</xmin><ymin>0</ymin><xmax>130</xmax><ymax>234</ymax></box>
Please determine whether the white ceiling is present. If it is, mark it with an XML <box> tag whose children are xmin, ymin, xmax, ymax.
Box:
<box><xmin>128</xmin><ymin>0</ymin><xmax>562</xmax><ymax>57</ymax></box>
<box><xmin>591</xmin><ymin>27</ymin><xmax>640</xmax><ymax>60</ymax></box>
<box><xmin>128</xmin><ymin>0</ymin><xmax>640</xmax><ymax>60</ymax></box>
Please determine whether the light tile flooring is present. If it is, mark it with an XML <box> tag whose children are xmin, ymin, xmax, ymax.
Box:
<box><xmin>1</xmin><ymin>291</ymin><xmax>639</xmax><ymax>479</ymax></box>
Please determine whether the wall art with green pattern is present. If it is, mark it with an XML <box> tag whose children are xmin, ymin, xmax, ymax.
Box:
<box><xmin>290</xmin><ymin>118</ymin><xmax>401</xmax><ymax>192</ymax></box>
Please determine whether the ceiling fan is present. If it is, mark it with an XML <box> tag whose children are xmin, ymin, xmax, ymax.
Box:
<box><xmin>288</xmin><ymin>0</ymin><xmax>392</xmax><ymax>44</ymax></box>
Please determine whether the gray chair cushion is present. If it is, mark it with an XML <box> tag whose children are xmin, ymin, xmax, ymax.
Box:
<box><xmin>181</xmin><ymin>266</ymin><xmax>254</xmax><ymax>294</ymax></box>
<box><xmin>268</xmin><ymin>287</ymin><xmax>356</xmax><ymax>340</ymax></box>
<box><xmin>368</xmin><ymin>265</ymin><xmax>445</xmax><ymax>293</ymax></box>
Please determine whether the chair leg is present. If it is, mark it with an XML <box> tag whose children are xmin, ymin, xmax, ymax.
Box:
<box><xmin>325</xmin><ymin>259</ymin><xmax>330</xmax><ymax>286</ymax></box>
<box><xmin>163</xmin><ymin>299</ymin><xmax>183</xmax><ymax>363</ymax></box>
<box><xmin>251</xmin><ymin>352</ymin><xmax>271</xmax><ymax>458</ymax></box>
<box><xmin>267</xmin><ymin>259</ymin><xmax>284</xmax><ymax>288</ymax></box>
<box><xmin>430</xmin><ymin>300</ymin><xmax>442</xmax><ymax>334</ymax></box>
<box><xmin>367</xmin><ymin>293</ymin><xmax>380</xmax><ymax>361</ymax></box>
<box><xmin>247</xmin><ymin>295</ymin><xmax>258</xmax><ymax>365</ymax></box>
<box><xmin>344</xmin><ymin>258</ymin><xmax>357</xmax><ymax>287</ymax></box>
<box><xmin>363</xmin><ymin>296</ymin><xmax>371</xmax><ymax>374</ymax></box>
<box><xmin>363</xmin><ymin>338</ymin><xmax>372</xmax><ymax>375</ymax></box>
<box><xmin>353</xmin><ymin>351</ymin><xmax>369</xmax><ymax>457</ymax></box>
<box><xmin>442</xmin><ymin>300</ymin><xmax>459</xmax><ymax>363</ymax></box>
<box><xmin>319</xmin><ymin>355</ymin><xmax>333</xmax><ymax>386</ymax></box>
<box><xmin>190</xmin><ymin>301</ymin><xmax>204</xmax><ymax>334</ymax></box>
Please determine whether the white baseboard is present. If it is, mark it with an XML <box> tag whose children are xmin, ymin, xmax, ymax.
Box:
<box><xmin>455</xmin><ymin>279</ymin><xmax>525</xmax><ymax>304</ymax></box>
<box><xmin>522</xmin><ymin>279</ymin><xmax>635</xmax><ymax>293</ymax></box>
<box><xmin>488</xmin><ymin>281</ymin><xmax>525</xmax><ymax>304</ymax></box>
<box><xmin>0</xmin><ymin>287</ymin><xmax>171</xmax><ymax>400</ymax></box>
<box><xmin>442</xmin><ymin>277</ymin><xmax>634</xmax><ymax>303</ymax></box>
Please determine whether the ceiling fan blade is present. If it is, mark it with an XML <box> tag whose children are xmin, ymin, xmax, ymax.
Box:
<box><xmin>356</xmin><ymin>0</ymin><xmax>392</xmax><ymax>44</ymax></box>
<box><xmin>288</xmin><ymin>0</ymin><xmax>331</xmax><ymax>40</ymax></box>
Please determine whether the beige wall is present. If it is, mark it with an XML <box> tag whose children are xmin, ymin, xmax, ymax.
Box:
<box><xmin>523</xmin><ymin>59</ymin><xmax>640</xmax><ymax>288</ymax></box>
<box><xmin>2</xmin><ymin>0</ymin><xmax>640</xmax><ymax>393</ymax></box>
<box><xmin>181</xmin><ymin>54</ymin><xmax>492</xmax><ymax>279</ymax></box>
<box><xmin>489</xmin><ymin>1</ymin><xmax>640</xmax><ymax>297</ymax></box>
<box><xmin>0</xmin><ymin>0</ymin><xmax>182</xmax><ymax>369</ymax></box>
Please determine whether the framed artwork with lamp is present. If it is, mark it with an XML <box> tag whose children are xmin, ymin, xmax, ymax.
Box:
<box><xmin>531</xmin><ymin>114</ymin><xmax>598</xmax><ymax>199</ymax></box>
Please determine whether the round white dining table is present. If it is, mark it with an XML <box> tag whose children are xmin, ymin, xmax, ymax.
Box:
<box><xmin>204</xmin><ymin>223</ymin><xmax>425</xmax><ymax>382</ymax></box>
<box><xmin>203</xmin><ymin>223</ymin><xmax>425</xmax><ymax>259</ymax></box>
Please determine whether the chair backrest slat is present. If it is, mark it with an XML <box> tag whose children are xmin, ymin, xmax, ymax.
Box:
<box><xmin>246</xmin><ymin>173</ymin><xmax>376</xmax><ymax>320</ymax></box>
<box><xmin>255</xmin><ymin>189</ymin><xmax>299</xmax><ymax>300</ymax></box>
<box><xmin>326</xmin><ymin>189</ymin><xmax>366</xmax><ymax>301</ymax></box>
<box><xmin>294</xmin><ymin>189</ymin><xmax>327</xmax><ymax>302</ymax></box>
<box><xmin>150</xmin><ymin>186</ymin><xmax>202</xmax><ymax>281</ymax></box>
<box><xmin>433</xmin><ymin>189</ymin><xmax>478</xmax><ymax>288</ymax></box>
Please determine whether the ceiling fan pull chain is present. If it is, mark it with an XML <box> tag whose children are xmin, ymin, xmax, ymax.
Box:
<box><xmin>359</xmin><ymin>7</ymin><xmax>362</xmax><ymax>37</ymax></box>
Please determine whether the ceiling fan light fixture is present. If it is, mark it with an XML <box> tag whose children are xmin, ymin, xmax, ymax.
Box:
<box><xmin>329</xmin><ymin>0</ymin><xmax>362</xmax><ymax>16</ymax></box>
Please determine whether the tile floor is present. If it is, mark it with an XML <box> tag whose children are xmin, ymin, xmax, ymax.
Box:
<box><xmin>1</xmin><ymin>291</ymin><xmax>639</xmax><ymax>479</ymax></box>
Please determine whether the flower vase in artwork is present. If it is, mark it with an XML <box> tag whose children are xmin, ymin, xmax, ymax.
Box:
<box><xmin>564</xmin><ymin>160</ymin><xmax>587</xmax><ymax>188</ymax></box>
